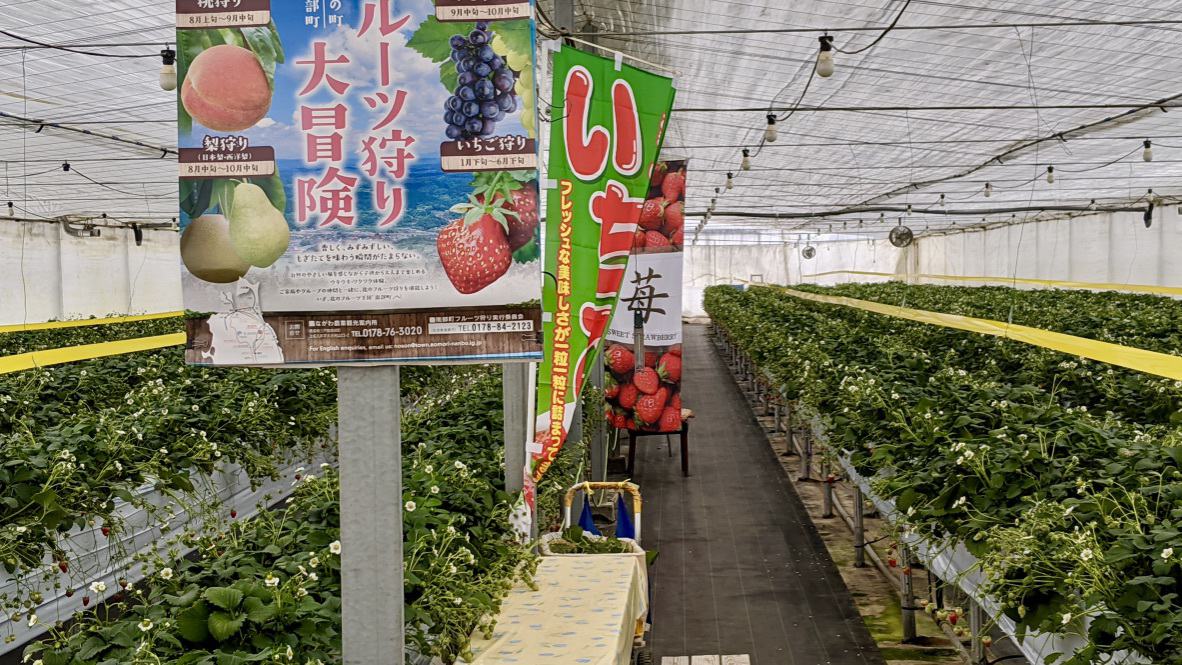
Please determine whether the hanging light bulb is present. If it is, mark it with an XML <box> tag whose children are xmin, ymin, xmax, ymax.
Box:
<box><xmin>741</xmin><ymin>148</ymin><xmax>751</xmax><ymax>171</ymax></box>
<box><xmin>1046</xmin><ymin>166</ymin><xmax>1055</xmax><ymax>184</ymax></box>
<box><xmin>726</xmin><ymin>172</ymin><xmax>734</xmax><ymax>190</ymax></box>
<box><xmin>159</xmin><ymin>48</ymin><xmax>178</xmax><ymax>92</ymax></box>
<box><xmin>905</xmin><ymin>204</ymin><xmax>913</xmax><ymax>214</ymax></box>
<box><xmin>708</xmin><ymin>198</ymin><xmax>716</xmax><ymax>212</ymax></box>
<box><xmin>816</xmin><ymin>35</ymin><xmax>835</xmax><ymax>78</ymax></box>
<box><xmin>1088</xmin><ymin>199</ymin><xmax>1098</xmax><ymax>211</ymax></box>
<box><xmin>764</xmin><ymin>114</ymin><xmax>778</xmax><ymax>143</ymax></box>
<box><xmin>61</xmin><ymin>161</ymin><xmax>71</xmax><ymax>172</ymax></box>
<box><xmin>984</xmin><ymin>182</ymin><xmax>992</xmax><ymax>197</ymax></box>
<box><xmin>1143</xmin><ymin>140</ymin><xmax>1153</xmax><ymax>162</ymax></box>
<box><xmin>939</xmin><ymin>193</ymin><xmax>946</xmax><ymax>208</ymax></box>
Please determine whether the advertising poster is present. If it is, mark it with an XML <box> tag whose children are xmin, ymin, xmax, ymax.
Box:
<box><xmin>531</xmin><ymin>46</ymin><xmax>676</xmax><ymax>481</ymax></box>
<box><xmin>603</xmin><ymin>159</ymin><xmax>686</xmax><ymax>432</ymax></box>
<box><xmin>175</xmin><ymin>0</ymin><xmax>542</xmax><ymax>366</ymax></box>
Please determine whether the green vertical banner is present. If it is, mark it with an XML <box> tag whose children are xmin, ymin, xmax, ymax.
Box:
<box><xmin>530</xmin><ymin>46</ymin><xmax>676</xmax><ymax>485</ymax></box>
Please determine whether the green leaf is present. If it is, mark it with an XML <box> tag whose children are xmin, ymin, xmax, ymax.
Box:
<box><xmin>406</xmin><ymin>17</ymin><xmax>468</xmax><ymax>64</ymax></box>
<box><xmin>77</xmin><ymin>635</ymin><xmax>108</xmax><ymax>660</ymax></box>
<box><xmin>202</xmin><ymin>586</ymin><xmax>245</xmax><ymax>611</ymax></box>
<box><xmin>512</xmin><ymin>237</ymin><xmax>540</xmax><ymax>264</ymax></box>
<box><xmin>177</xmin><ymin>602</ymin><xmax>211</xmax><ymax>643</ymax></box>
<box><xmin>242</xmin><ymin>596</ymin><xmax>277</xmax><ymax>624</ymax></box>
<box><xmin>208</xmin><ymin>611</ymin><xmax>246</xmax><ymax>642</ymax></box>
<box><xmin>240</xmin><ymin>27</ymin><xmax>277</xmax><ymax>91</ymax></box>
<box><xmin>165</xmin><ymin>586</ymin><xmax>202</xmax><ymax>607</ymax></box>
<box><xmin>212</xmin><ymin>180</ymin><xmax>238</xmax><ymax>219</ymax></box>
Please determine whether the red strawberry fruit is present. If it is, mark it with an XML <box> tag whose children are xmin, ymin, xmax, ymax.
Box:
<box><xmin>661</xmin><ymin>169</ymin><xmax>685</xmax><ymax>201</ymax></box>
<box><xmin>605</xmin><ymin>344</ymin><xmax>635</xmax><ymax>374</ymax></box>
<box><xmin>58</xmin><ymin>561</ymin><xmax>68</xmax><ymax>574</ymax></box>
<box><xmin>633</xmin><ymin>367</ymin><xmax>660</xmax><ymax>394</ymax></box>
<box><xmin>659</xmin><ymin>407</ymin><xmax>682</xmax><ymax>432</ymax></box>
<box><xmin>230</xmin><ymin>509</ymin><xmax>238</xmax><ymax>519</ymax></box>
<box><xmin>667</xmin><ymin>343</ymin><xmax>682</xmax><ymax>357</ymax></box>
<box><xmin>649</xmin><ymin>161</ymin><xmax>667</xmax><ymax>187</ymax></box>
<box><xmin>670</xmin><ymin>392</ymin><xmax>682</xmax><ymax>410</ymax></box>
<box><xmin>64</xmin><ymin>588</ymin><xmax>74</xmax><ymax>598</ymax></box>
<box><xmin>635</xmin><ymin>394</ymin><xmax>664</xmax><ymax>424</ymax></box>
<box><xmin>661</xmin><ymin>200</ymin><xmax>683</xmax><ymax>235</ymax></box>
<box><xmin>618</xmin><ymin>383</ymin><xmax>640</xmax><ymax>409</ymax></box>
<box><xmin>101</xmin><ymin>526</ymin><xmax>110</xmax><ymax>538</ymax></box>
<box><xmin>639</xmin><ymin>198</ymin><xmax>666</xmax><ymax>231</ymax></box>
<box><xmin>671</xmin><ymin>227</ymin><xmax>684</xmax><ymax>246</ymax></box>
<box><xmin>644</xmin><ymin>349</ymin><xmax>659</xmax><ymax>368</ymax></box>
<box><xmin>604</xmin><ymin>374</ymin><xmax>620</xmax><ymax>399</ymax></box>
<box><xmin>645</xmin><ymin>231</ymin><xmax>671</xmax><ymax>252</ymax></box>
<box><xmin>658</xmin><ymin>353</ymin><xmax>682</xmax><ymax>383</ymax></box>
<box><xmin>654</xmin><ymin>386</ymin><xmax>669</xmax><ymax>410</ymax></box>
<box><xmin>438</xmin><ymin>199</ymin><xmax>513</xmax><ymax>294</ymax></box>
<box><xmin>633</xmin><ymin>229</ymin><xmax>647</xmax><ymax>249</ymax></box>
<box><xmin>82</xmin><ymin>596</ymin><xmax>90</xmax><ymax>607</ymax></box>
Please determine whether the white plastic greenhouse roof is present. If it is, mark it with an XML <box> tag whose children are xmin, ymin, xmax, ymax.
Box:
<box><xmin>0</xmin><ymin>0</ymin><xmax>176</xmax><ymax>224</ymax></box>
<box><xmin>539</xmin><ymin>0</ymin><xmax>1182</xmax><ymax>243</ymax></box>
<box><xmin>5</xmin><ymin>1</ymin><xmax>1182</xmax><ymax>239</ymax></box>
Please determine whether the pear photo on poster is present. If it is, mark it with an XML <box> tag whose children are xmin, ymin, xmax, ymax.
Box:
<box><xmin>181</xmin><ymin>214</ymin><xmax>251</xmax><ymax>284</ymax></box>
<box><xmin>229</xmin><ymin>182</ymin><xmax>290</xmax><ymax>268</ymax></box>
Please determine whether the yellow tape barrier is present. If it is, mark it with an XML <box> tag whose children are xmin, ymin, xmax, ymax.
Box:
<box><xmin>0</xmin><ymin>311</ymin><xmax>184</xmax><ymax>335</ymax></box>
<box><xmin>801</xmin><ymin>271</ymin><xmax>1182</xmax><ymax>297</ymax></box>
<box><xmin>0</xmin><ymin>333</ymin><xmax>187</xmax><ymax>375</ymax></box>
<box><xmin>777</xmin><ymin>288</ymin><xmax>1182</xmax><ymax>381</ymax></box>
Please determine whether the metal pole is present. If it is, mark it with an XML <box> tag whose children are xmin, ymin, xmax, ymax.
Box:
<box><xmin>822</xmin><ymin>461</ymin><xmax>834</xmax><ymax>518</ymax></box>
<box><xmin>901</xmin><ymin>545</ymin><xmax>917</xmax><ymax>643</ymax></box>
<box><xmin>853</xmin><ymin>486</ymin><xmax>866</xmax><ymax>568</ymax></box>
<box><xmin>798</xmin><ymin>430</ymin><xmax>812</xmax><ymax>481</ymax></box>
<box><xmin>970</xmin><ymin>602</ymin><xmax>985</xmax><ymax>664</ymax></box>
<box><xmin>339</xmin><ymin>366</ymin><xmax>404</xmax><ymax>665</ymax></box>
<box><xmin>503</xmin><ymin>363</ymin><xmax>528</xmax><ymax>494</ymax></box>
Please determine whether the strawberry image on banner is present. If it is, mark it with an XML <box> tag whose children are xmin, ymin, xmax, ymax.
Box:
<box><xmin>604</xmin><ymin>158</ymin><xmax>687</xmax><ymax>433</ymax></box>
<box><xmin>531</xmin><ymin>46</ymin><xmax>676</xmax><ymax>482</ymax></box>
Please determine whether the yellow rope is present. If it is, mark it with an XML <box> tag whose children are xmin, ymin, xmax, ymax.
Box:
<box><xmin>800</xmin><ymin>271</ymin><xmax>1182</xmax><ymax>297</ymax></box>
<box><xmin>0</xmin><ymin>333</ymin><xmax>187</xmax><ymax>375</ymax></box>
<box><xmin>0</xmin><ymin>311</ymin><xmax>184</xmax><ymax>334</ymax></box>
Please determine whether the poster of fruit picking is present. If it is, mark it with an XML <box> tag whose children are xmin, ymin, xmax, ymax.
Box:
<box><xmin>603</xmin><ymin>158</ymin><xmax>686</xmax><ymax>433</ymax></box>
<box><xmin>530</xmin><ymin>45</ymin><xmax>676</xmax><ymax>482</ymax></box>
<box><xmin>175</xmin><ymin>0</ymin><xmax>542</xmax><ymax>366</ymax></box>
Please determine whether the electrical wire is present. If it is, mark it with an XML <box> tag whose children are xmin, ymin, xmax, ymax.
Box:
<box><xmin>831</xmin><ymin>0</ymin><xmax>914</xmax><ymax>55</ymax></box>
<box><xmin>0</xmin><ymin>29</ymin><xmax>160</xmax><ymax>58</ymax></box>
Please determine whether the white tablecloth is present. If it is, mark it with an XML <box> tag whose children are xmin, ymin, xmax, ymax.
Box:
<box><xmin>464</xmin><ymin>554</ymin><xmax>648</xmax><ymax>665</ymax></box>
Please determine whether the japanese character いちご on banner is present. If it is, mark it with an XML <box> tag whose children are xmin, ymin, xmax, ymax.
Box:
<box><xmin>531</xmin><ymin>46</ymin><xmax>677</xmax><ymax>481</ymax></box>
<box><xmin>175</xmin><ymin>0</ymin><xmax>542</xmax><ymax>366</ymax></box>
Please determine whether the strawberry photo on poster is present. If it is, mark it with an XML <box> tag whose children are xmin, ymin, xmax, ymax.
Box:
<box><xmin>604</xmin><ymin>158</ymin><xmax>687</xmax><ymax>432</ymax></box>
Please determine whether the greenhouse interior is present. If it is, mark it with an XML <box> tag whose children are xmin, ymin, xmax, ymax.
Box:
<box><xmin>1</xmin><ymin>0</ymin><xmax>1180</xmax><ymax>664</ymax></box>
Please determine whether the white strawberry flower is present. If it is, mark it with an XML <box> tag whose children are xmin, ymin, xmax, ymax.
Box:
<box><xmin>138</xmin><ymin>619</ymin><xmax>153</xmax><ymax>632</ymax></box>
<box><xmin>264</xmin><ymin>573</ymin><xmax>280</xmax><ymax>588</ymax></box>
<box><xmin>329</xmin><ymin>541</ymin><xmax>342</xmax><ymax>555</ymax></box>
<box><xmin>27</xmin><ymin>614</ymin><xmax>37</xmax><ymax>627</ymax></box>
<box><xmin>1162</xmin><ymin>547</ymin><xmax>1174</xmax><ymax>559</ymax></box>
<box><xmin>286</xmin><ymin>645</ymin><xmax>294</xmax><ymax>661</ymax></box>
<box><xmin>89</xmin><ymin>581</ymin><xmax>107</xmax><ymax>594</ymax></box>
<box><xmin>405</xmin><ymin>501</ymin><xmax>417</xmax><ymax>512</ymax></box>
<box><xmin>159</xmin><ymin>567</ymin><xmax>174</xmax><ymax>580</ymax></box>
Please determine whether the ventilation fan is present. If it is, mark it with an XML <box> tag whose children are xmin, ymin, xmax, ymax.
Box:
<box><xmin>801</xmin><ymin>245</ymin><xmax>816</xmax><ymax>260</ymax></box>
<box><xmin>889</xmin><ymin>225</ymin><xmax>915</xmax><ymax>248</ymax></box>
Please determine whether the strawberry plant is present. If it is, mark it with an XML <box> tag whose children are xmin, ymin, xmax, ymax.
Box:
<box><xmin>705</xmin><ymin>284</ymin><xmax>1182</xmax><ymax>664</ymax></box>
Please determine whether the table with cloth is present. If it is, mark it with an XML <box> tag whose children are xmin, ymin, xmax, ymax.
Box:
<box><xmin>462</xmin><ymin>554</ymin><xmax>648</xmax><ymax>665</ymax></box>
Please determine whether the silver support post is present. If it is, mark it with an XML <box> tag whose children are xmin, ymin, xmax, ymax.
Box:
<box><xmin>970</xmin><ymin>602</ymin><xmax>985</xmax><ymax>664</ymax></box>
<box><xmin>590</xmin><ymin>361</ymin><xmax>607</xmax><ymax>489</ymax></box>
<box><xmin>822</xmin><ymin>461</ymin><xmax>834</xmax><ymax>518</ymax></box>
<box><xmin>901</xmin><ymin>545</ymin><xmax>917</xmax><ymax>643</ymax></box>
<box><xmin>798</xmin><ymin>430</ymin><xmax>812</xmax><ymax>481</ymax></box>
<box><xmin>503</xmin><ymin>363</ymin><xmax>528</xmax><ymax>494</ymax></box>
<box><xmin>339</xmin><ymin>366</ymin><xmax>404</xmax><ymax>665</ymax></box>
<box><xmin>853</xmin><ymin>486</ymin><xmax>866</xmax><ymax>568</ymax></box>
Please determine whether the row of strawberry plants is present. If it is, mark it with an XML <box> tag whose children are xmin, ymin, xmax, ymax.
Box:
<box><xmin>790</xmin><ymin>283</ymin><xmax>1182</xmax><ymax>427</ymax></box>
<box><xmin>20</xmin><ymin>367</ymin><xmax>538</xmax><ymax>664</ymax></box>
<box><xmin>794</xmin><ymin>281</ymin><xmax>1182</xmax><ymax>354</ymax></box>
<box><xmin>0</xmin><ymin>317</ymin><xmax>183</xmax><ymax>357</ymax></box>
<box><xmin>705</xmin><ymin>285</ymin><xmax>1182</xmax><ymax>665</ymax></box>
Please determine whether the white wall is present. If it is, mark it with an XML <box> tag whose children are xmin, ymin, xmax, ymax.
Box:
<box><xmin>0</xmin><ymin>222</ymin><xmax>182</xmax><ymax>326</ymax></box>
<box><xmin>686</xmin><ymin>209</ymin><xmax>1181</xmax><ymax>317</ymax></box>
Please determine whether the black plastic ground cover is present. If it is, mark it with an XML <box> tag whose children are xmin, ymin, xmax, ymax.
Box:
<box><xmin>631</xmin><ymin>325</ymin><xmax>886</xmax><ymax>665</ymax></box>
